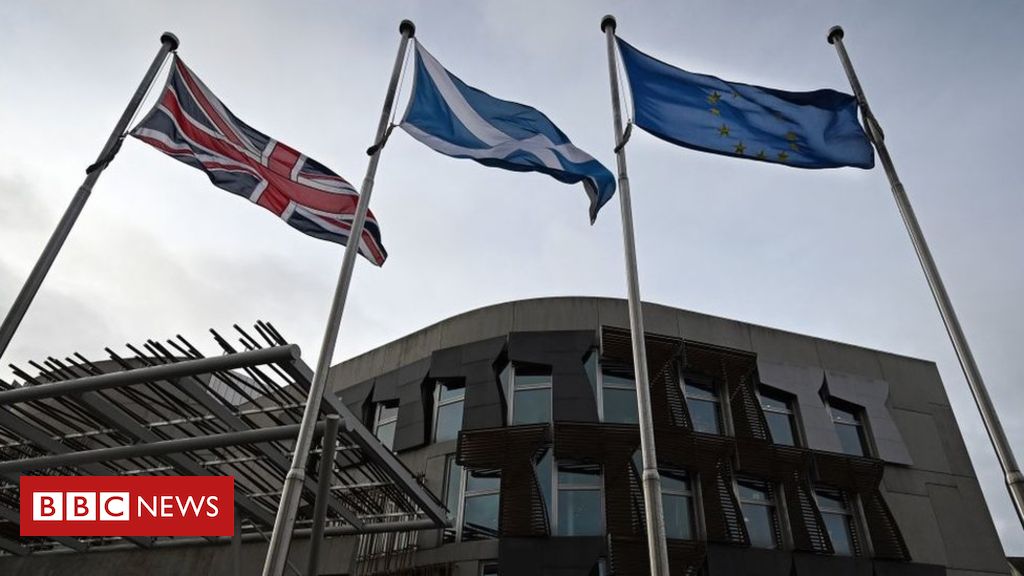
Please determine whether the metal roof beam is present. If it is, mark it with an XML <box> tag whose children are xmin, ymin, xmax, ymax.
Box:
<box><xmin>0</xmin><ymin>345</ymin><xmax>300</xmax><ymax>406</ymax></box>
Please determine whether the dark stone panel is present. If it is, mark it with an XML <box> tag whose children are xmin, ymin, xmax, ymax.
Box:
<box><xmin>872</xmin><ymin>561</ymin><xmax>945</xmax><ymax>576</ymax></box>
<box><xmin>336</xmin><ymin>378</ymin><xmax>374</xmax><ymax>425</ymax></box>
<box><xmin>792</xmin><ymin>553</ymin><xmax>873</xmax><ymax>576</ymax></box>
<box><xmin>371</xmin><ymin>368</ymin><xmax>400</xmax><ymax>403</ymax></box>
<box><xmin>509</xmin><ymin>330</ymin><xmax>598</xmax><ymax>424</ymax></box>
<box><xmin>498</xmin><ymin>536</ymin><xmax>604</xmax><ymax>576</ymax></box>
<box><xmin>430</xmin><ymin>336</ymin><xmax>507</xmax><ymax>431</ymax></box>
<box><xmin>706</xmin><ymin>544</ymin><xmax>792</xmax><ymax>576</ymax></box>
<box><xmin>393</xmin><ymin>358</ymin><xmax>431</xmax><ymax>452</ymax></box>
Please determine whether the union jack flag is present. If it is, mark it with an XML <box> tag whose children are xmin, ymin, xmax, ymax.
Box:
<box><xmin>131</xmin><ymin>56</ymin><xmax>386</xmax><ymax>266</ymax></box>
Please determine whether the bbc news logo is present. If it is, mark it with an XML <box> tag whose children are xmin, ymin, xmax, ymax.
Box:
<box><xmin>21</xmin><ymin>476</ymin><xmax>234</xmax><ymax>536</ymax></box>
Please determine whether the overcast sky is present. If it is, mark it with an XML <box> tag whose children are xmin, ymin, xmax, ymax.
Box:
<box><xmin>2</xmin><ymin>0</ymin><xmax>1023</xmax><ymax>555</ymax></box>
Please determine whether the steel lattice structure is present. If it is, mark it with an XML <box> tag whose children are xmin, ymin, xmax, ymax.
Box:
<box><xmin>0</xmin><ymin>322</ymin><xmax>447</xmax><ymax>557</ymax></box>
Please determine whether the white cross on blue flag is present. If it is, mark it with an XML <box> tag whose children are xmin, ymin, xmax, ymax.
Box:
<box><xmin>400</xmin><ymin>42</ymin><xmax>616</xmax><ymax>223</ymax></box>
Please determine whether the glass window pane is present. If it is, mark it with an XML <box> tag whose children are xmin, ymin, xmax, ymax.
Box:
<box><xmin>438</xmin><ymin>382</ymin><xmax>465</xmax><ymax>402</ymax></box>
<box><xmin>603</xmin><ymin>373</ymin><xmax>636</xmax><ymax>389</ymax></box>
<box><xmin>516</xmin><ymin>374</ymin><xmax>551</xmax><ymax>389</ymax></box>
<box><xmin>742</xmin><ymin>504</ymin><xmax>777</xmax><ymax>549</ymax></box>
<box><xmin>603</xmin><ymin>388</ymin><xmax>639</xmax><ymax>424</ymax></box>
<box><xmin>463</xmin><ymin>494</ymin><xmax>499</xmax><ymax>540</ymax></box>
<box><xmin>375</xmin><ymin>421</ymin><xmax>395</xmax><ymax>450</ymax></box>
<box><xmin>378</xmin><ymin>404</ymin><xmax>398</xmax><ymax>422</ymax></box>
<box><xmin>481</xmin><ymin>562</ymin><xmax>499</xmax><ymax>576</ymax></box>
<box><xmin>513</xmin><ymin>388</ymin><xmax>551</xmax><ymax>425</ymax></box>
<box><xmin>835</xmin><ymin>424</ymin><xmax>866</xmax><ymax>456</ymax></box>
<box><xmin>557</xmin><ymin>489</ymin><xmax>602</xmax><ymax>536</ymax></box>
<box><xmin>815</xmin><ymin>490</ymin><xmax>847</xmax><ymax>513</ymax></box>
<box><xmin>822</xmin><ymin>512</ymin><xmax>854</xmax><ymax>555</ymax></box>
<box><xmin>435</xmin><ymin>400</ymin><xmax>464</xmax><ymax>442</ymax></box>
<box><xmin>737</xmin><ymin>480</ymin><xmax>771</xmax><ymax>502</ymax></box>
<box><xmin>558</xmin><ymin>464</ymin><xmax>602</xmax><ymax>488</ymax></box>
<box><xmin>662</xmin><ymin>493</ymin><xmax>694</xmax><ymax>539</ymax></box>
<box><xmin>683</xmin><ymin>379</ymin><xmax>718</xmax><ymax>401</ymax></box>
<box><xmin>466</xmin><ymin>469</ymin><xmax>501</xmax><ymax>493</ymax></box>
<box><xmin>661</xmin><ymin>470</ymin><xmax>691</xmax><ymax>494</ymax></box>
<box><xmin>765</xmin><ymin>412</ymin><xmax>796</xmax><ymax>446</ymax></box>
<box><xmin>759</xmin><ymin>390</ymin><xmax>791</xmax><ymax>413</ymax></box>
<box><xmin>689</xmin><ymin>399</ymin><xmax>721</xmax><ymax>434</ymax></box>
<box><xmin>831</xmin><ymin>405</ymin><xmax>860</xmax><ymax>424</ymax></box>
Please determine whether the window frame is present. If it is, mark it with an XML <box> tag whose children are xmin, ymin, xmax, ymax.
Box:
<box><xmin>758</xmin><ymin>385</ymin><xmax>803</xmax><ymax>447</ymax></box>
<box><xmin>814</xmin><ymin>487</ymin><xmax>866</xmax><ymax>556</ymax></box>
<box><xmin>441</xmin><ymin>454</ymin><xmax>463</xmax><ymax>543</ymax></box>
<box><xmin>660</xmin><ymin>467</ymin><xmax>698</xmax><ymax>540</ymax></box>
<box><xmin>598</xmin><ymin>366</ymin><xmax>639</xmax><ymax>424</ymax></box>
<box><xmin>459</xmin><ymin>467</ymin><xmax>501</xmax><ymax>541</ymax></box>
<box><xmin>433</xmin><ymin>379</ymin><xmax>466</xmax><ymax>443</ymax></box>
<box><xmin>680</xmin><ymin>371</ymin><xmax>729</xmax><ymax>435</ymax></box>
<box><xmin>734</xmin><ymin>476</ymin><xmax>783</xmax><ymax>550</ymax></box>
<box><xmin>373</xmin><ymin>401</ymin><xmax>399</xmax><ymax>450</ymax></box>
<box><xmin>554</xmin><ymin>460</ymin><xmax>605</xmax><ymax>537</ymax></box>
<box><xmin>828</xmin><ymin>398</ymin><xmax>873</xmax><ymax>457</ymax></box>
<box><xmin>507</xmin><ymin>365</ymin><xmax>553</xmax><ymax>426</ymax></box>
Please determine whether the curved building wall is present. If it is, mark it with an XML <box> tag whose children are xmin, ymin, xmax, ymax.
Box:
<box><xmin>325</xmin><ymin>297</ymin><xmax>1008</xmax><ymax>576</ymax></box>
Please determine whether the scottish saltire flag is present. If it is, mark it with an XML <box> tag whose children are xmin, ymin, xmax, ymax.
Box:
<box><xmin>131</xmin><ymin>57</ymin><xmax>387</xmax><ymax>265</ymax></box>
<box><xmin>400</xmin><ymin>42</ymin><xmax>616</xmax><ymax>223</ymax></box>
<box><xmin>616</xmin><ymin>38</ymin><xmax>874</xmax><ymax>169</ymax></box>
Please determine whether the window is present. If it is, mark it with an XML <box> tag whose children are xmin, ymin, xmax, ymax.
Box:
<box><xmin>537</xmin><ymin>450</ymin><xmax>605</xmax><ymax>536</ymax></box>
<box><xmin>683</xmin><ymin>377</ymin><xmax>722</xmax><ymax>434</ymax></box>
<box><xmin>462</xmin><ymin>469</ymin><xmax>500</xmax><ymax>540</ymax></box>
<box><xmin>816</xmin><ymin>489</ymin><xmax>858</xmax><ymax>556</ymax></box>
<box><xmin>829</xmin><ymin>401</ymin><xmax>869</xmax><ymax>456</ymax></box>
<box><xmin>602</xmin><ymin>369</ymin><xmax>638</xmax><ymax>424</ymax></box>
<box><xmin>759</xmin><ymin>387</ymin><xmax>798</xmax><ymax>446</ymax></box>
<box><xmin>557</xmin><ymin>462</ymin><xmax>603</xmax><ymax>536</ymax></box>
<box><xmin>661</xmin><ymin>468</ymin><xmax>695</xmax><ymax>540</ymax></box>
<box><xmin>510</xmin><ymin>367</ymin><xmax>552</xmax><ymax>425</ymax></box>
<box><xmin>736</xmin><ymin>478</ymin><xmax>780</xmax><ymax>549</ymax></box>
<box><xmin>480</xmin><ymin>562</ymin><xmax>499</xmax><ymax>576</ymax></box>
<box><xmin>442</xmin><ymin>455</ymin><xmax>463</xmax><ymax>543</ymax></box>
<box><xmin>434</xmin><ymin>381</ymin><xmax>465</xmax><ymax>443</ymax></box>
<box><xmin>373</xmin><ymin>403</ymin><xmax>398</xmax><ymax>450</ymax></box>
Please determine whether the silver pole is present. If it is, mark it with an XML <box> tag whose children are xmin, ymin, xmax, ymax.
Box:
<box><xmin>261</xmin><ymin>20</ymin><xmax>415</xmax><ymax>576</ymax></box>
<box><xmin>601</xmin><ymin>15</ymin><xmax>671</xmax><ymax>575</ymax></box>
<box><xmin>0</xmin><ymin>32</ymin><xmax>178</xmax><ymax>361</ymax></box>
<box><xmin>828</xmin><ymin>25</ymin><xmax>1024</xmax><ymax>529</ymax></box>
<box><xmin>306</xmin><ymin>415</ymin><xmax>340</xmax><ymax>576</ymax></box>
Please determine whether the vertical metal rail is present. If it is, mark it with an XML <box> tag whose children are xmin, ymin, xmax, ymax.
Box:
<box><xmin>828</xmin><ymin>25</ymin><xmax>1024</xmax><ymax>530</ymax></box>
<box><xmin>0</xmin><ymin>33</ymin><xmax>178</xmax><ymax>360</ymax></box>
<box><xmin>261</xmin><ymin>20</ymin><xmax>416</xmax><ymax>576</ymax></box>
<box><xmin>307</xmin><ymin>415</ymin><xmax>340</xmax><ymax>576</ymax></box>
<box><xmin>600</xmin><ymin>15</ymin><xmax>671</xmax><ymax>576</ymax></box>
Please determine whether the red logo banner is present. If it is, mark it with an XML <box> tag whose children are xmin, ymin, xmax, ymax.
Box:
<box><xmin>20</xmin><ymin>476</ymin><xmax>234</xmax><ymax>536</ymax></box>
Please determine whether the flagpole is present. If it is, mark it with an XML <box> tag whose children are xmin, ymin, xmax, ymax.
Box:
<box><xmin>260</xmin><ymin>20</ymin><xmax>415</xmax><ymax>576</ymax></box>
<box><xmin>827</xmin><ymin>25</ymin><xmax>1024</xmax><ymax>529</ymax></box>
<box><xmin>0</xmin><ymin>32</ymin><xmax>178</xmax><ymax>362</ymax></box>
<box><xmin>601</xmin><ymin>16</ymin><xmax>671</xmax><ymax>575</ymax></box>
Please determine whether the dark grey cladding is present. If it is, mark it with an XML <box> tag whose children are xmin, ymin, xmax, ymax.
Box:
<box><xmin>706</xmin><ymin>545</ymin><xmax>794</xmax><ymax>575</ymax></box>
<box><xmin>498</xmin><ymin>536</ymin><xmax>604</xmax><ymax>575</ymax></box>
<box><xmin>393</xmin><ymin>358</ymin><xmax>431</xmax><ymax>452</ymax></box>
<box><xmin>336</xmin><ymin>378</ymin><xmax>374</xmax><ymax>424</ymax></box>
<box><xmin>792</xmin><ymin>553</ymin><xmax>874</xmax><ymax>576</ymax></box>
<box><xmin>429</xmin><ymin>336</ymin><xmax>507</xmax><ymax>431</ymax></box>
<box><xmin>508</xmin><ymin>330</ymin><xmax>598</xmax><ymax>423</ymax></box>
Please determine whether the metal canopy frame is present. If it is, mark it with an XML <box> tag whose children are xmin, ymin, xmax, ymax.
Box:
<box><xmin>0</xmin><ymin>322</ymin><xmax>446</xmax><ymax>557</ymax></box>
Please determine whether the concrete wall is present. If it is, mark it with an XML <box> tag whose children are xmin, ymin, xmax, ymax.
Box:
<box><xmin>327</xmin><ymin>297</ymin><xmax>1008</xmax><ymax>575</ymax></box>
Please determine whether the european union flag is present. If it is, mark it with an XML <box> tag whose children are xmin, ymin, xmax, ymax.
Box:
<box><xmin>616</xmin><ymin>37</ymin><xmax>874</xmax><ymax>169</ymax></box>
